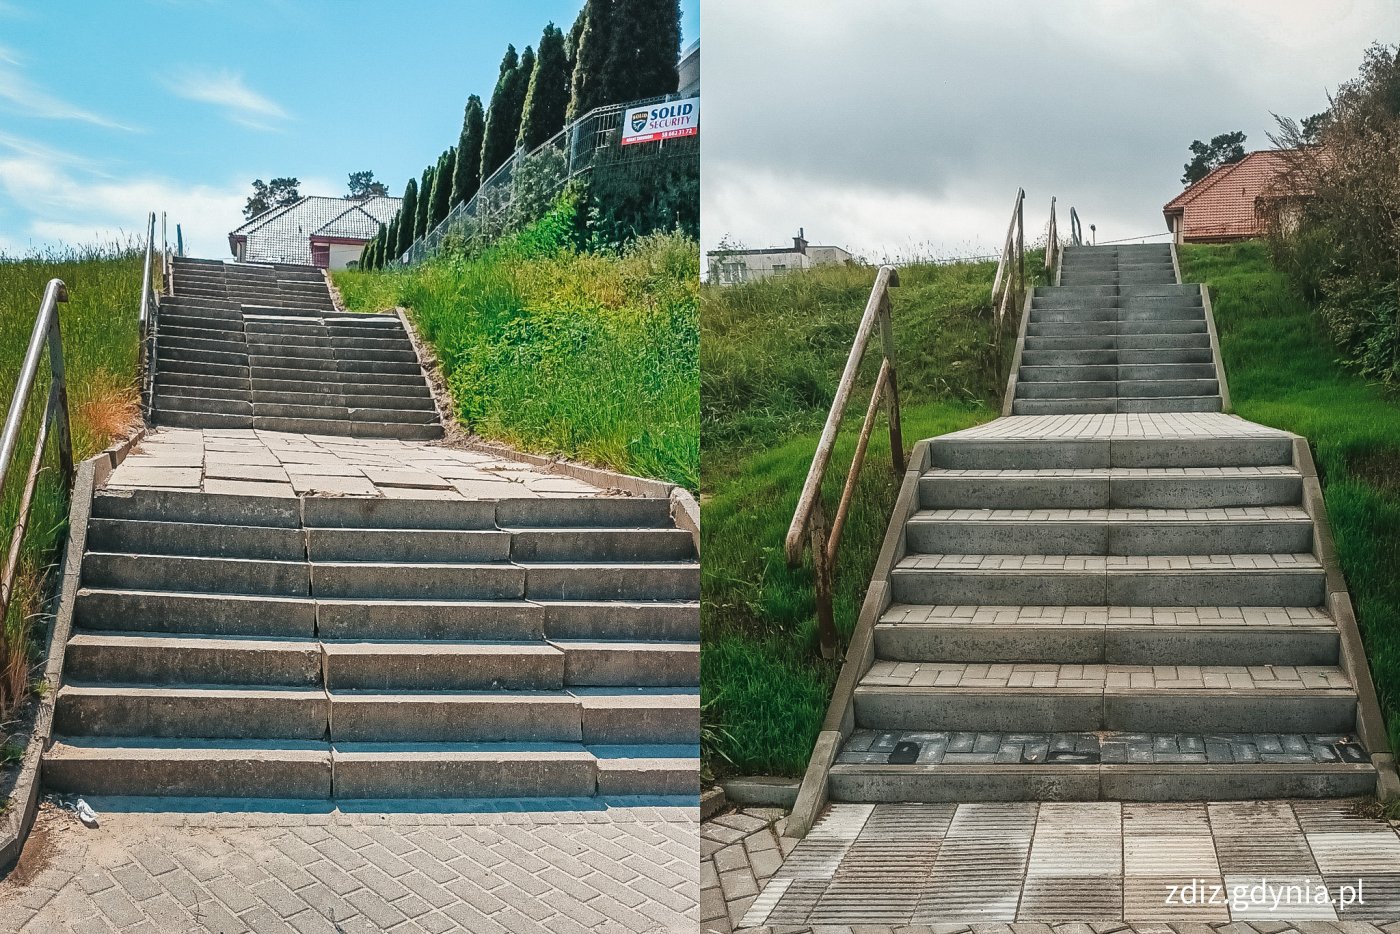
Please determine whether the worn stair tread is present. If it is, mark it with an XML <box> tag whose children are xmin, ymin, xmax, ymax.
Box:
<box><xmin>856</xmin><ymin>661</ymin><xmax>1353</xmax><ymax>693</ymax></box>
<box><xmin>878</xmin><ymin>603</ymin><xmax>1334</xmax><ymax>627</ymax></box>
<box><xmin>923</xmin><ymin>466</ymin><xmax>1300</xmax><ymax>478</ymax></box>
<box><xmin>910</xmin><ymin>506</ymin><xmax>1308</xmax><ymax>521</ymax></box>
<box><xmin>895</xmin><ymin>553</ymin><xmax>1322</xmax><ymax>571</ymax></box>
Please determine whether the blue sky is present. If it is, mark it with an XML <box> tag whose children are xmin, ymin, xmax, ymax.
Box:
<box><xmin>0</xmin><ymin>0</ymin><xmax>698</xmax><ymax>258</ymax></box>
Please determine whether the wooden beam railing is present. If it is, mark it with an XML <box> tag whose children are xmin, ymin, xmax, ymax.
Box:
<box><xmin>137</xmin><ymin>211</ymin><xmax>161</xmax><ymax>418</ymax></box>
<box><xmin>991</xmin><ymin>188</ymin><xmax>1026</xmax><ymax>359</ymax></box>
<box><xmin>785</xmin><ymin>265</ymin><xmax>903</xmax><ymax>659</ymax></box>
<box><xmin>0</xmin><ymin>279</ymin><xmax>74</xmax><ymax>626</ymax></box>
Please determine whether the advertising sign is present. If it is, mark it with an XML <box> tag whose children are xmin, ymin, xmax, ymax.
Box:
<box><xmin>620</xmin><ymin>97</ymin><xmax>700</xmax><ymax>146</ymax></box>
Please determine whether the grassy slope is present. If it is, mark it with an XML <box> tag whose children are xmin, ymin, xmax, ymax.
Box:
<box><xmin>702</xmin><ymin>258</ymin><xmax>1032</xmax><ymax>776</ymax></box>
<box><xmin>1180</xmin><ymin>241</ymin><xmax>1400</xmax><ymax>751</ymax></box>
<box><xmin>0</xmin><ymin>249</ymin><xmax>140</xmax><ymax>729</ymax></box>
<box><xmin>334</xmin><ymin>232</ymin><xmax>699</xmax><ymax>489</ymax></box>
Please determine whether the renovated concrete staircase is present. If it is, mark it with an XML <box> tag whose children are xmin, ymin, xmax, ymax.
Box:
<box><xmin>44</xmin><ymin>489</ymin><xmax>700</xmax><ymax>799</ymax></box>
<box><xmin>1012</xmin><ymin>244</ymin><xmax>1221</xmax><ymax>415</ymax></box>
<box><xmin>820</xmin><ymin>242</ymin><xmax>1386</xmax><ymax>805</ymax></box>
<box><xmin>154</xmin><ymin>256</ymin><xmax>442</xmax><ymax>439</ymax></box>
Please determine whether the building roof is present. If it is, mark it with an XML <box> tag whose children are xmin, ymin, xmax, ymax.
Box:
<box><xmin>229</xmin><ymin>195</ymin><xmax>402</xmax><ymax>263</ymax></box>
<box><xmin>1163</xmin><ymin>150</ymin><xmax>1297</xmax><ymax>241</ymax></box>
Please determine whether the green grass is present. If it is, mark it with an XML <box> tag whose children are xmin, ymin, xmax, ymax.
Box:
<box><xmin>701</xmin><ymin>257</ymin><xmax>1040</xmax><ymax>777</ymax></box>
<box><xmin>334</xmin><ymin>231</ymin><xmax>699</xmax><ymax>490</ymax></box>
<box><xmin>0</xmin><ymin>245</ymin><xmax>142</xmax><ymax>725</ymax></box>
<box><xmin>1180</xmin><ymin>240</ymin><xmax>1400</xmax><ymax>751</ymax></box>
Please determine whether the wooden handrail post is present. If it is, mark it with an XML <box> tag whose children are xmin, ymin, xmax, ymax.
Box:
<box><xmin>809</xmin><ymin>498</ymin><xmax>839</xmax><ymax>660</ymax></box>
<box><xmin>877</xmin><ymin>292</ymin><xmax>904</xmax><ymax>476</ymax></box>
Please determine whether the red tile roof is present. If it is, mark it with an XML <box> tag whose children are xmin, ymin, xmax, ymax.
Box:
<box><xmin>1163</xmin><ymin>150</ymin><xmax>1298</xmax><ymax>242</ymax></box>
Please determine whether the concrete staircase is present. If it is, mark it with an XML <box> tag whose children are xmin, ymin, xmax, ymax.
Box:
<box><xmin>817</xmin><ymin>241</ymin><xmax>1387</xmax><ymax>806</ymax></box>
<box><xmin>1012</xmin><ymin>244</ymin><xmax>1221</xmax><ymax>415</ymax></box>
<box><xmin>153</xmin><ymin>256</ymin><xmax>441</xmax><ymax>439</ymax></box>
<box><xmin>43</xmin><ymin>488</ymin><xmax>700</xmax><ymax>799</ymax></box>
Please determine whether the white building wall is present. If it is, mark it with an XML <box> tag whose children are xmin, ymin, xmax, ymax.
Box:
<box><xmin>327</xmin><ymin>242</ymin><xmax>363</xmax><ymax>270</ymax></box>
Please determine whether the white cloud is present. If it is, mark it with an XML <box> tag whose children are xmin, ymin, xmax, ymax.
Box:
<box><xmin>166</xmin><ymin>68</ymin><xmax>290</xmax><ymax>130</ymax></box>
<box><xmin>0</xmin><ymin>151</ymin><xmax>247</xmax><ymax>258</ymax></box>
<box><xmin>0</xmin><ymin>43</ymin><xmax>135</xmax><ymax>130</ymax></box>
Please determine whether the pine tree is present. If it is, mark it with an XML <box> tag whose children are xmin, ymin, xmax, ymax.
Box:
<box><xmin>450</xmin><ymin>96</ymin><xmax>486</xmax><ymax>207</ymax></box>
<box><xmin>395</xmin><ymin>179</ymin><xmax>417</xmax><ymax>257</ymax></box>
<box><xmin>480</xmin><ymin>44</ymin><xmax>534</xmax><ymax>181</ymax></box>
<box><xmin>415</xmin><ymin>165</ymin><xmax>434</xmax><ymax>240</ymax></box>
<box><xmin>568</xmin><ymin>0</ymin><xmax>613</xmax><ymax>121</ymax></box>
<box><xmin>606</xmin><ymin>0</ymin><xmax>680</xmax><ymax>102</ymax></box>
<box><xmin>429</xmin><ymin>148</ymin><xmax>455</xmax><ymax>228</ymax></box>
<box><xmin>518</xmin><ymin>24</ymin><xmax>571</xmax><ymax>151</ymax></box>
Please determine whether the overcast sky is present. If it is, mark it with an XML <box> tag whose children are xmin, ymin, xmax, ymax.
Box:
<box><xmin>700</xmin><ymin>0</ymin><xmax>1399</xmax><ymax>263</ymax></box>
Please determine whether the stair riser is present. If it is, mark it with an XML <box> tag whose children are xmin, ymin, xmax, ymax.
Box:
<box><xmin>510</xmin><ymin>530</ymin><xmax>696</xmax><ymax>562</ymax></box>
<box><xmin>1020</xmin><ymin>351</ymin><xmax>1213</xmax><ymax>367</ymax></box>
<box><xmin>1030</xmin><ymin>309</ymin><xmax>1203</xmax><ymax>324</ymax></box>
<box><xmin>928</xmin><ymin>437</ymin><xmax>1294</xmax><ymax>470</ymax></box>
<box><xmin>890</xmin><ymin>568</ymin><xmax>1325</xmax><ymax>606</ymax></box>
<box><xmin>562</xmin><ymin>646</ymin><xmax>700</xmax><ymax>686</ymax></box>
<box><xmin>313</xmin><ymin>565</ymin><xmax>523</xmax><ymax>600</ymax></box>
<box><xmin>905</xmin><ymin>519</ymin><xmax>1313</xmax><ymax>556</ymax></box>
<box><xmin>1027</xmin><ymin>321</ymin><xmax>1206</xmax><ymax>336</ymax></box>
<box><xmin>828</xmin><ymin>766</ymin><xmax>1376</xmax><ymax>803</ymax></box>
<box><xmin>522</xmin><ymin>566</ymin><xmax>699</xmax><ymax>601</ymax></box>
<box><xmin>65</xmin><ymin>641</ymin><xmax>321</xmax><ymax>687</ymax></box>
<box><xmin>1023</xmin><ymin>335</ymin><xmax>1211</xmax><ymax>351</ymax></box>
<box><xmin>318</xmin><ymin>601</ymin><xmax>543</xmax><ymax>640</ymax></box>
<box><xmin>919</xmin><ymin>476</ymin><xmax>1305</xmax><ymax>510</ymax></box>
<box><xmin>325</xmin><ymin>650</ymin><xmax>563</xmax><ymax>691</ymax></box>
<box><xmin>582</xmin><ymin>702</ymin><xmax>700</xmax><ymax>744</ymax></box>
<box><xmin>873</xmin><ymin>625</ymin><xmax>1339</xmax><ymax>666</ymax></box>
<box><xmin>332</xmin><ymin>757</ymin><xmax>597</xmax><ymax>799</ymax></box>
<box><xmin>1019</xmin><ymin>365</ymin><xmax>1216</xmax><ymax>382</ymax></box>
<box><xmin>543</xmin><ymin>602</ymin><xmax>699</xmax><ymax>642</ymax></box>
<box><xmin>55</xmin><ymin>691</ymin><xmax>327</xmax><ymax>740</ymax></box>
<box><xmin>1014</xmin><ymin>380</ymin><xmax>1218</xmax><ymax>400</ymax></box>
<box><xmin>1011</xmin><ymin>396</ymin><xmax>1223</xmax><ymax>415</ymax></box>
<box><xmin>86</xmin><ymin>518</ymin><xmax>305</xmax><ymax>560</ymax></box>
<box><xmin>331</xmin><ymin>698</ymin><xmax>581</xmax><ymax>742</ymax></box>
<box><xmin>83</xmin><ymin>554</ymin><xmax>309</xmax><ymax>596</ymax></box>
<box><xmin>853</xmin><ymin>689</ymin><xmax>1355</xmax><ymax>733</ymax></box>
<box><xmin>156</xmin><ymin>395</ymin><xmax>252</xmax><ymax>416</ymax></box>
<box><xmin>43</xmin><ymin>754</ymin><xmax>332</xmax><ymax>799</ymax></box>
<box><xmin>94</xmin><ymin>490</ymin><xmax>299</xmax><ymax>525</ymax></box>
<box><xmin>307</xmin><ymin>529</ymin><xmax>511</xmax><ymax>563</ymax></box>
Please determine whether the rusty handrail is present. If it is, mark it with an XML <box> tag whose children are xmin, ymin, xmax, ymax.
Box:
<box><xmin>0</xmin><ymin>279</ymin><xmax>74</xmax><ymax>625</ymax></box>
<box><xmin>785</xmin><ymin>264</ymin><xmax>903</xmax><ymax>659</ymax></box>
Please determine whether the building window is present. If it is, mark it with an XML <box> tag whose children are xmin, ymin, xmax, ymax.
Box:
<box><xmin>771</xmin><ymin>264</ymin><xmax>786</xmax><ymax>276</ymax></box>
<box><xmin>719</xmin><ymin>262</ymin><xmax>746</xmax><ymax>285</ymax></box>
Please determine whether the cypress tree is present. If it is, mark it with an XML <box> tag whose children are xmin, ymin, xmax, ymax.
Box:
<box><xmin>567</xmin><ymin>0</ymin><xmax>612</xmax><ymax>121</ymax></box>
<box><xmin>372</xmin><ymin>222</ymin><xmax>388</xmax><ymax>269</ymax></box>
<box><xmin>358</xmin><ymin>239</ymin><xmax>370</xmax><ymax>269</ymax></box>
<box><xmin>395</xmin><ymin>179</ymin><xmax>417</xmax><ymax>257</ymax></box>
<box><xmin>386</xmin><ymin>213</ymin><xmax>401</xmax><ymax>264</ymax></box>
<box><xmin>518</xmin><ymin>24</ymin><xmax>571</xmax><ymax>151</ymax></box>
<box><xmin>450</xmin><ymin>96</ymin><xmax>486</xmax><ymax>207</ymax></box>
<box><xmin>415</xmin><ymin>165</ymin><xmax>434</xmax><ymax>240</ymax></box>
<box><xmin>606</xmin><ymin>0</ymin><xmax>680</xmax><ymax>102</ymax></box>
<box><xmin>567</xmin><ymin>8</ymin><xmax>586</xmax><ymax>75</ymax></box>
<box><xmin>429</xmin><ymin>148</ymin><xmax>455</xmax><ymax>229</ymax></box>
<box><xmin>480</xmin><ymin>44</ymin><xmax>533</xmax><ymax>182</ymax></box>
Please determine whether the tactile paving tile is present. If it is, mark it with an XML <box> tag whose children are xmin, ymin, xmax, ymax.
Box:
<box><xmin>763</xmin><ymin>878</ymin><xmax>827</xmax><ymax>925</ymax></box>
<box><xmin>1122</xmin><ymin>802</ymin><xmax>1225</xmax><ymax>921</ymax></box>
<box><xmin>1323</xmin><ymin>872</ymin><xmax>1400</xmax><ymax>919</ymax></box>
<box><xmin>1306</xmin><ymin>831</ymin><xmax>1400</xmax><ymax>875</ymax></box>
<box><xmin>809</xmin><ymin>805</ymin><xmax>953</xmax><ymax>923</ymax></box>
<box><xmin>913</xmin><ymin>803</ymin><xmax>1037</xmax><ymax>922</ymax></box>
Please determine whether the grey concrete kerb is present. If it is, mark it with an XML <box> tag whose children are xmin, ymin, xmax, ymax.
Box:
<box><xmin>0</xmin><ymin>428</ymin><xmax>144</xmax><ymax>872</ymax></box>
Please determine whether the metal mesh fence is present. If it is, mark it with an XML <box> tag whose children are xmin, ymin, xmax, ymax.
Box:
<box><xmin>402</xmin><ymin>94</ymin><xmax>698</xmax><ymax>264</ymax></box>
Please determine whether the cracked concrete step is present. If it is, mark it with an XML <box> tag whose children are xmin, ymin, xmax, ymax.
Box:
<box><xmin>874</xmin><ymin>605</ymin><xmax>1338</xmax><ymax>665</ymax></box>
<box><xmin>65</xmin><ymin>632</ymin><xmax>321</xmax><ymax>686</ymax></box>
<box><xmin>904</xmin><ymin>506</ymin><xmax>1313</xmax><ymax>555</ymax></box>
<box><xmin>43</xmin><ymin>737</ymin><xmax>333</xmax><ymax>798</ymax></box>
<box><xmin>93</xmin><ymin>489</ymin><xmax>300</xmax><ymax>525</ymax></box>
<box><xmin>852</xmin><ymin>663</ymin><xmax>1357</xmax><ymax>733</ymax></box>
<box><xmin>889</xmin><ymin>553</ymin><xmax>1325</xmax><ymax>606</ymax></box>
<box><xmin>919</xmin><ymin>466</ymin><xmax>1304</xmax><ymax>509</ymax></box>
<box><xmin>153</xmin><ymin>410</ymin><xmax>254</xmax><ymax>429</ymax></box>
<box><xmin>155</xmin><ymin>393</ymin><xmax>253</xmax><ymax>417</ymax></box>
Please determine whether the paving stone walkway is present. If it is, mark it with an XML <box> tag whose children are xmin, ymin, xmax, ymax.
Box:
<box><xmin>701</xmin><ymin>807</ymin><xmax>794</xmax><ymax>933</ymax></box>
<box><xmin>110</xmin><ymin>427</ymin><xmax>604</xmax><ymax>499</ymax></box>
<box><xmin>734</xmin><ymin>801</ymin><xmax>1400</xmax><ymax>927</ymax></box>
<box><xmin>0</xmin><ymin>799</ymin><xmax>698</xmax><ymax>933</ymax></box>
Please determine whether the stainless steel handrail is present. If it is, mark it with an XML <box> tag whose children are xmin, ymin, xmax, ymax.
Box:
<box><xmin>785</xmin><ymin>265</ymin><xmax>903</xmax><ymax>659</ymax></box>
<box><xmin>138</xmin><ymin>211</ymin><xmax>159</xmax><ymax>417</ymax></box>
<box><xmin>0</xmin><ymin>279</ymin><xmax>73</xmax><ymax>623</ymax></box>
<box><xmin>1070</xmin><ymin>206</ymin><xmax>1084</xmax><ymax>246</ymax></box>
<box><xmin>1046</xmin><ymin>197</ymin><xmax>1059</xmax><ymax>272</ymax></box>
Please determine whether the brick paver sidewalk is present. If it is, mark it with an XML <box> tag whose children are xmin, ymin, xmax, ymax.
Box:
<box><xmin>0</xmin><ymin>799</ymin><xmax>698</xmax><ymax>933</ymax></box>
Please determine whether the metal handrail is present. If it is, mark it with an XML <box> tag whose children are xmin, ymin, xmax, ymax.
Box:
<box><xmin>1046</xmin><ymin>197</ymin><xmax>1059</xmax><ymax>273</ymax></box>
<box><xmin>138</xmin><ymin>212</ymin><xmax>159</xmax><ymax>417</ymax></box>
<box><xmin>785</xmin><ymin>265</ymin><xmax>904</xmax><ymax>659</ymax></box>
<box><xmin>1070</xmin><ymin>207</ymin><xmax>1084</xmax><ymax>246</ymax></box>
<box><xmin>0</xmin><ymin>279</ymin><xmax>74</xmax><ymax>624</ymax></box>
